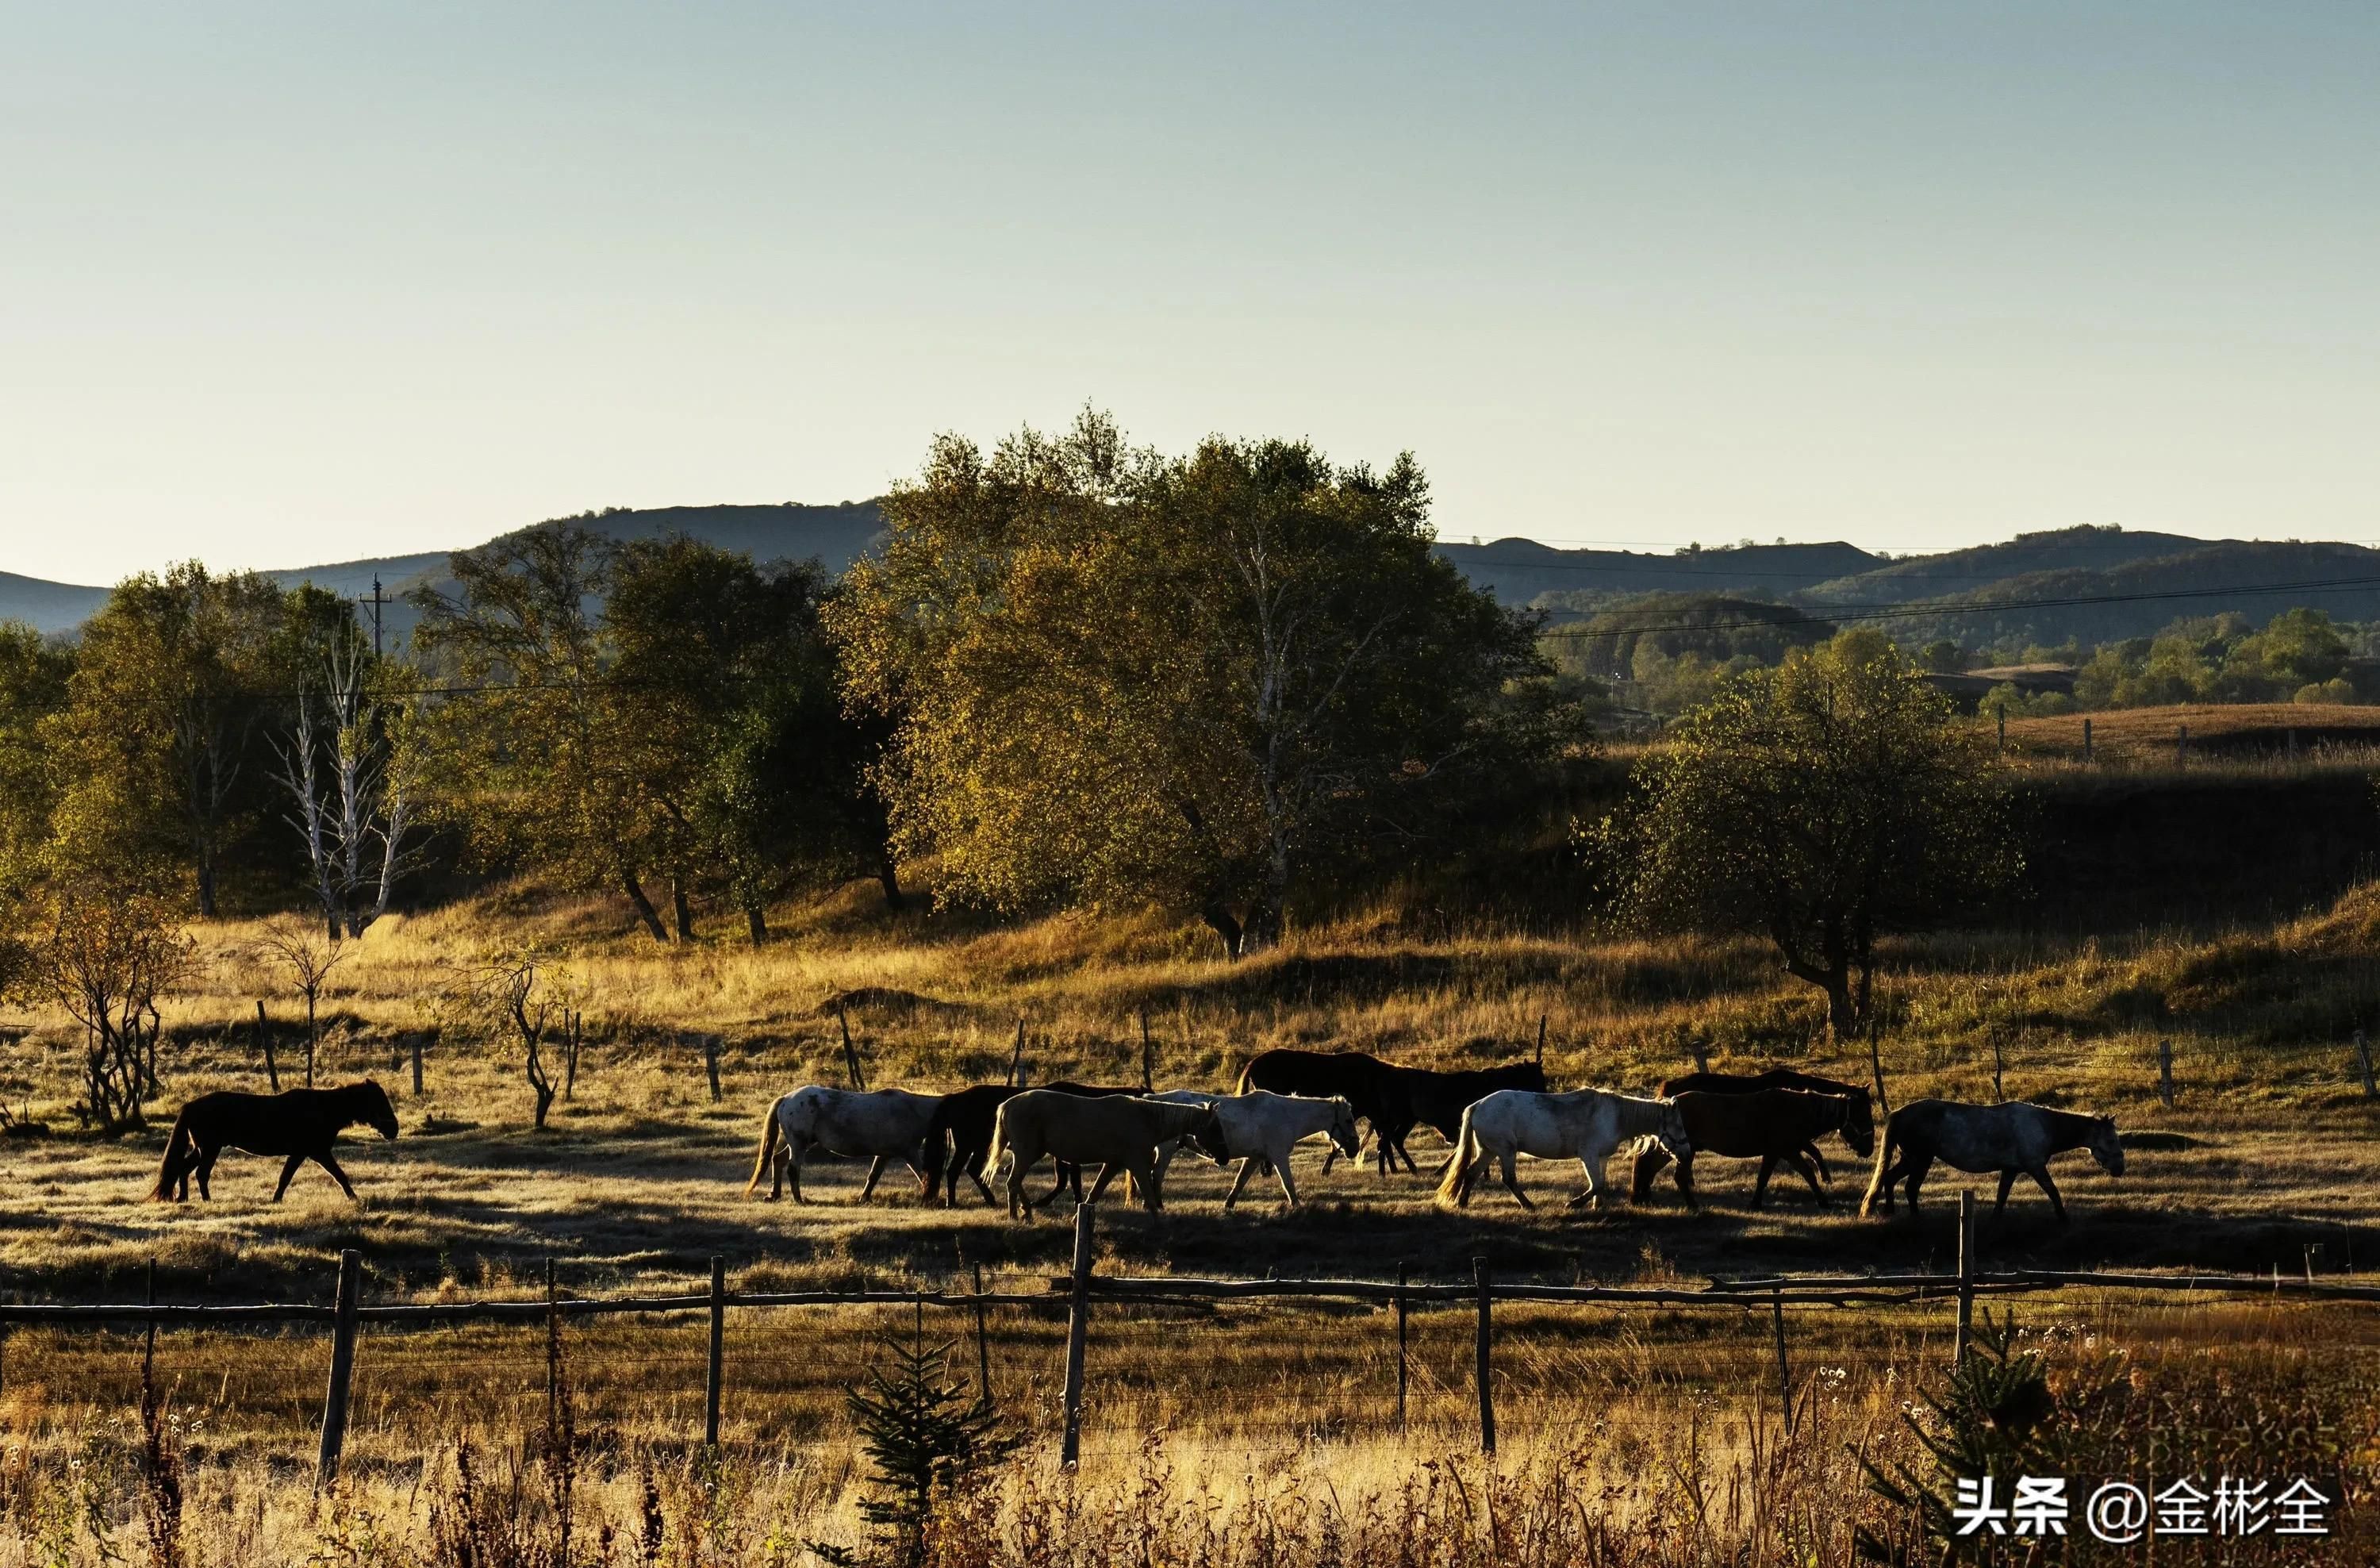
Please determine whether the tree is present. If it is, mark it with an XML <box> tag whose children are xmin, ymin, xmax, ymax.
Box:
<box><xmin>812</xmin><ymin>1320</ymin><xmax>1015</xmax><ymax>1568</ymax></box>
<box><xmin>49</xmin><ymin>564</ymin><xmax>296</xmax><ymax>915</ymax></box>
<box><xmin>454</xmin><ymin>945</ymin><xmax>582</xmax><ymax>1129</ymax></box>
<box><xmin>23</xmin><ymin>886</ymin><xmax>197</xmax><ymax>1132</ymax></box>
<box><xmin>0</xmin><ymin>623</ymin><xmax>73</xmax><ymax>909</ymax></box>
<box><xmin>255</xmin><ymin>915</ymin><xmax>344</xmax><ymax>1088</ymax></box>
<box><xmin>410</xmin><ymin>526</ymin><xmax>672</xmax><ymax>941</ymax></box>
<box><xmin>272</xmin><ymin>625</ymin><xmax>426</xmax><ymax>941</ymax></box>
<box><xmin>1599</xmin><ymin>631</ymin><xmax>2017</xmax><ymax>1041</ymax></box>
<box><xmin>833</xmin><ymin>412</ymin><xmax>1552</xmax><ymax>955</ymax></box>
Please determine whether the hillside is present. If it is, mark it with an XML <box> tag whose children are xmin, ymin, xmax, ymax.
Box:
<box><xmin>1798</xmin><ymin>524</ymin><xmax>2213</xmax><ymax>606</ymax></box>
<box><xmin>1438</xmin><ymin>536</ymin><xmax>1883</xmax><ymax>617</ymax></box>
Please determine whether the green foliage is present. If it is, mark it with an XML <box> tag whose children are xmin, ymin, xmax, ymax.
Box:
<box><xmin>2072</xmin><ymin>608</ymin><xmax>2363</xmax><ymax>709</ymax></box>
<box><xmin>1597</xmin><ymin>631</ymin><xmax>2017</xmax><ymax>1040</ymax></box>
<box><xmin>1856</xmin><ymin>1313</ymin><xmax>2059</xmax><ymax>1562</ymax></box>
<box><xmin>812</xmin><ymin>1324</ymin><xmax>1016</xmax><ymax>1568</ymax></box>
<box><xmin>0</xmin><ymin>623</ymin><xmax>72</xmax><ymax>910</ymax></box>
<box><xmin>833</xmin><ymin>411</ymin><xmax>1557</xmax><ymax>955</ymax></box>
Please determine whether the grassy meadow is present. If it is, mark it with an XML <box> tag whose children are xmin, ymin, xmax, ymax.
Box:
<box><xmin>4</xmin><ymin>812</ymin><xmax>2380</xmax><ymax>1561</ymax></box>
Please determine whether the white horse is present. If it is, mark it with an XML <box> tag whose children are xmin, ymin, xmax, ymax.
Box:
<box><xmin>1144</xmin><ymin>1090</ymin><xmax>1361</xmax><ymax>1209</ymax></box>
<box><xmin>744</xmin><ymin>1086</ymin><xmax>943</xmax><ymax>1203</ymax></box>
<box><xmin>1860</xmin><ymin>1099</ymin><xmax>2122</xmax><ymax>1224</ymax></box>
<box><xmin>1435</xmin><ymin>1089</ymin><xmax>1691</xmax><ymax>1210</ymax></box>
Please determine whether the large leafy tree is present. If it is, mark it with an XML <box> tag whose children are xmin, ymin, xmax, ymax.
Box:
<box><xmin>0</xmin><ymin>623</ymin><xmax>73</xmax><ymax>909</ymax></box>
<box><xmin>834</xmin><ymin>412</ymin><xmax>1552</xmax><ymax>955</ymax></box>
<box><xmin>48</xmin><ymin>564</ymin><xmax>327</xmax><ymax>913</ymax></box>
<box><xmin>411</xmin><ymin>525</ymin><xmax>676</xmax><ymax>940</ymax></box>
<box><xmin>1601</xmin><ymin>630</ymin><xmax>2017</xmax><ymax>1040</ymax></box>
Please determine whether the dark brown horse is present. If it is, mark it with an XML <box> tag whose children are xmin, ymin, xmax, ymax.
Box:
<box><xmin>1382</xmin><ymin>1061</ymin><xmax>1550</xmax><ymax>1174</ymax></box>
<box><xmin>1630</xmin><ymin>1088</ymin><xmax>1874</xmax><ymax>1208</ymax></box>
<box><xmin>1236</xmin><ymin>1049</ymin><xmax>1407</xmax><ymax>1174</ymax></box>
<box><xmin>924</xmin><ymin>1082</ymin><xmax>1143</xmax><ymax>1205</ymax></box>
<box><xmin>150</xmin><ymin>1082</ymin><xmax>400</xmax><ymax>1203</ymax></box>
<box><xmin>1656</xmin><ymin>1069</ymin><xmax>1875</xmax><ymax>1182</ymax></box>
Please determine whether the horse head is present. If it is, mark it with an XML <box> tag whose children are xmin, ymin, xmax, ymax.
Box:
<box><xmin>1326</xmin><ymin>1097</ymin><xmax>1361</xmax><ymax>1160</ymax></box>
<box><xmin>1839</xmin><ymin>1093</ymin><xmax>1876</xmax><ymax>1158</ymax></box>
<box><xmin>347</xmin><ymin>1081</ymin><xmax>400</xmax><ymax>1139</ymax></box>
<box><xmin>1187</xmin><ymin>1110</ymin><xmax>1231</xmax><ymax>1166</ymax></box>
<box><xmin>2088</xmin><ymin>1116</ymin><xmax>2124</xmax><ymax>1176</ymax></box>
<box><xmin>1507</xmin><ymin>1062</ymin><xmax>1550</xmax><ymax>1093</ymax></box>
<box><xmin>1656</xmin><ymin>1099</ymin><xmax>1692</xmax><ymax>1167</ymax></box>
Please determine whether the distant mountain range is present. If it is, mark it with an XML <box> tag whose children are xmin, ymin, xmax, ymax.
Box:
<box><xmin>8</xmin><ymin>510</ymin><xmax>2379</xmax><ymax>655</ymax></box>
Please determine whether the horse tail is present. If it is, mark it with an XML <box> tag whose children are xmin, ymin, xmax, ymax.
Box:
<box><xmin>149</xmin><ymin>1109</ymin><xmax>198</xmax><ymax>1202</ymax></box>
<box><xmin>1434</xmin><ymin>1109</ymin><xmax>1480</xmax><ymax>1205</ymax></box>
<box><xmin>744</xmin><ymin>1101</ymin><xmax>783</xmax><ymax>1196</ymax></box>
<box><xmin>1858</xmin><ymin>1112</ymin><xmax>1897</xmax><ymax>1217</ymax></box>
<box><xmin>1233</xmin><ymin>1058</ymin><xmax>1255</xmax><ymax>1095</ymax></box>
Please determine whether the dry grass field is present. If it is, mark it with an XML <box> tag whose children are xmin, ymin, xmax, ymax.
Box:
<box><xmin>4</xmin><ymin>873</ymin><xmax>2379</xmax><ymax>1561</ymax></box>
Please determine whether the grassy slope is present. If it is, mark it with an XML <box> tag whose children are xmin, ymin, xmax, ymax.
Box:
<box><xmin>3</xmin><ymin>868</ymin><xmax>2378</xmax><ymax>1305</ymax></box>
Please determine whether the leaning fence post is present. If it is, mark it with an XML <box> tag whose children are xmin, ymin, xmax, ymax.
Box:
<box><xmin>1771</xmin><ymin>1286</ymin><xmax>1793</xmax><ymax>1434</ymax></box>
<box><xmin>1061</xmin><ymin>1202</ymin><xmax>1095</xmax><ymax>1466</ymax></box>
<box><xmin>704</xmin><ymin>1256</ymin><xmax>726</xmax><ymax>1450</ymax></box>
<box><xmin>2157</xmin><ymin>1039</ymin><xmax>2175</xmax><ymax>1108</ymax></box>
<box><xmin>2355</xmin><ymin>1030</ymin><xmax>2375</xmax><ymax>1100</ymax></box>
<box><xmin>971</xmin><ymin>1262</ymin><xmax>992</xmax><ymax>1403</ymax></box>
<box><xmin>1008</xmin><ymin>1019</ymin><xmax>1027</xmax><ymax>1088</ymax></box>
<box><xmin>143</xmin><ymin>1258</ymin><xmax>158</xmax><ymax>1390</ymax></box>
<box><xmin>1138</xmin><ymin>1008</ymin><xmax>1154</xmax><ymax>1092</ymax></box>
<box><xmin>1954</xmin><ymin>1193</ymin><xmax>1976</xmax><ymax>1364</ymax></box>
<box><xmin>1472</xmin><ymin>1257</ymin><xmax>1495</xmax><ymax>1455</ymax></box>
<box><xmin>1867</xmin><ymin>1015</ymin><xmax>1890</xmax><ymax>1116</ymax></box>
<box><xmin>316</xmin><ymin>1249</ymin><xmax>362</xmax><ymax>1487</ymax></box>
<box><xmin>256</xmin><ymin>1001</ymin><xmax>278</xmax><ymax>1091</ymax></box>
<box><xmin>2082</xmin><ymin>716</ymin><xmax>2093</xmax><ymax>762</ymax></box>
<box><xmin>1394</xmin><ymin>1259</ymin><xmax>1410</xmax><ymax>1433</ymax></box>
<box><xmin>545</xmin><ymin>1256</ymin><xmax>561</xmax><ymax>1433</ymax></box>
<box><xmin>835</xmin><ymin>1004</ymin><xmax>866</xmax><ymax>1092</ymax></box>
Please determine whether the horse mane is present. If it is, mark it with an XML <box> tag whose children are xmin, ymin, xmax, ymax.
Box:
<box><xmin>1141</xmin><ymin>1100</ymin><xmax>1219</xmax><ymax>1138</ymax></box>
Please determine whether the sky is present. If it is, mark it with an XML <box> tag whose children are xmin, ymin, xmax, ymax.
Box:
<box><xmin>3</xmin><ymin>2</ymin><xmax>2378</xmax><ymax>585</ymax></box>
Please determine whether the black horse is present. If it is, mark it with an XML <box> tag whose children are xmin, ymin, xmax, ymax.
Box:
<box><xmin>923</xmin><ymin>1081</ymin><xmax>1145</xmax><ymax>1205</ymax></box>
<box><xmin>1657</xmin><ymin>1068</ymin><xmax>1874</xmax><ymax>1182</ymax></box>
<box><xmin>150</xmin><ymin>1082</ymin><xmax>400</xmax><ymax>1202</ymax></box>
<box><xmin>1380</xmin><ymin>1060</ymin><xmax>1549</xmax><ymax>1174</ymax></box>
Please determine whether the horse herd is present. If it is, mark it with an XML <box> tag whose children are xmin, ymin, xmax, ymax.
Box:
<box><xmin>144</xmin><ymin>1047</ymin><xmax>2128</xmax><ymax>1225</ymax></box>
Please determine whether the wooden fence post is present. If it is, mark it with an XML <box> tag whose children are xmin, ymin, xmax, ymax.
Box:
<box><xmin>1061</xmin><ymin>1202</ymin><xmax>1095</xmax><ymax>1466</ymax></box>
<box><xmin>2176</xmin><ymin>724</ymin><xmax>2188</xmax><ymax>766</ymax></box>
<box><xmin>704</xmin><ymin>1256</ymin><xmax>726</xmax><ymax>1450</ymax></box>
<box><xmin>1472</xmin><ymin>1257</ymin><xmax>1495</xmax><ymax>1456</ymax></box>
<box><xmin>2355</xmin><ymin>1030</ymin><xmax>2375</xmax><ymax>1100</ymax></box>
<box><xmin>701</xmin><ymin>1033</ymin><xmax>724</xmax><ymax>1104</ymax></box>
<box><xmin>836</xmin><ymin>1005</ymin><xmax>866</xmax><ymax>1092</ymax></box>
<box><xmin>410</xmin><ymin>1032</ymin><xmax>424</xmax><ymax>1096</ymax></box>
<box><xmin>971</xmin><ymin>1262</ymin><xmax>992</xmax><ymax>1403</ymax></box>
<box><xmin>316</xmin><ymin>1249</ymin><xmax>362</xmax><ymax>1488</ymax></box>
<box><xmin>1008</xmin><ymin>1019</ymin><xmax>1027</xmax><ymax>1088</ymax></box>
<box><xmin>141</xmin><ymin>1259</ymin><xmax>157</xmax><ymax>1396</ymax></box>
<box><xmin>2082</xmin><ymin>717</ymin><xmax>2093</xmax><ymax>762</ymax></box>
<box><xmin>1867</xmin><ymin>1014</ymin><xmax>1890</xmax><ymax>1116</ymax></box>
<box><xmin>1954</xmin><ymin>1193</ymin><xmax>1976</xmax><ymax>1365</ymax></box>
<box><xmin>1690</xmin><ymin>1041</ymin><xmax>1709</xmax><ymax>1075</ymax></box>
<box><xmin>1394</xmin><ymin>1259</ymin><xmax>1409</xmax><ymax>1434</ymax></box>
<box><xmin>545</xmin><ymin>1256</ymin><xmax>560</xmax><ymax>1433</ymax></box>
<box><xmin>1138</xmin><ymin>1009</ymin><xmax>1154</xmax><ymax>1091</ymax></box>
<box><xmin>1771</xmin><ymin>1286</ymin><xmax>1792</xmax><ymax>1434</ymax></box>
<box><xmin>256</xmin><ymin>1001</ymin><xmax>278</xmax><ymax>1091</ymax></box>
<box><xmin>1990</xmin><ymin>1035</ymin><xmax>2006</xmax><ymax>1102</ymax></box>
<box><xmin>2157</xmin><ymin>1039</ymin><xmax>2175</xmax><ymax>1108</ymax></box>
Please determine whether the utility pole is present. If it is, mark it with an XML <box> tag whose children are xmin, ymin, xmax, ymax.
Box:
<box><xmin>358</xmin><ymin>575</ymin><xmax>389</xmax><ymax>659</ymax></box>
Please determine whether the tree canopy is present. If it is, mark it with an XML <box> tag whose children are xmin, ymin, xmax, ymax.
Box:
<box><xmin>1599</xmin><ymin>630</ymin><xmax>2017</xmax><ymax>1040</ymax></box>
<box><xmin>833</xmin><ymin>411</ymin><xmax>1557</xmax><ymax>954</ymax></box>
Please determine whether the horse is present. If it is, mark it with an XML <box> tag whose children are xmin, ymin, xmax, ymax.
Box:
<box><xmin>150</xmin><ymin>1082</ymin><xmax>399</xmax><ymax>1203</ymax></box>
<box><xmin>1860</xmin><ymin>1099</ymin><xmax>2123</xmax><ymax>1224</ymax></box>
<box><xmin>1236</xmin><ymin>1049</ymin><xmax>1407</xmax><ymax>1174</ymax></box>
<box><xmin>1380</xmin><ymin>1060</ymin><xmax>1550</xmax><ymax>1174</ymax></box>
<box><xmin>1656</xmin><ymin>1068</ymin><xmax>1874</xmax><ymax>1182</ymax></box>
<box><xmin>1629</xmin><ymin>1088</ymin><xmax>1874</xmax><ymax>1209</ymax></box>
<box><xmin>1143</xmin><ymin>1090</ymin><xmax>1361</xmax><ymax>1208</ymax></box>
<box><xmin>744</xmin><ymin>1086</ymin><xmax>943</xmax><ymax>1203</ymax></box>
<box><xmin>987</xmin><ymin>1091</ymin><xmax>1227</xmax><ymax>1219</ymax></box>
<box><xmin>1435</xmin><ymin>1089</ymin><xmax>1690</xmax><ymax>1211</ymax></box>
<box><xmin>923</xmin><ymin>1081</ymin><xmax>1143</xmax><ymax>1206</ymax></box>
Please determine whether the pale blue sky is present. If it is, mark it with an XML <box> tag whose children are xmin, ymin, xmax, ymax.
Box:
<box><xmin>4</xmin><ymin>2</ymin><xmax>2377</xmax><ymax>582</ymax></box>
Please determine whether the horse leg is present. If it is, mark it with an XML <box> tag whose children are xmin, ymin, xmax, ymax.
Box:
<box><xmin>1806</xmin><ymin>1142</ymin><xmax>1832</xmax><ymax>1184</ymax></box>
<box><xmin>2033</xmin><ymin>1166</ymin><xmax>2068</xmax><ymax>1224</ymax></box>
<box><xmin>1752</xmin><ymin>1156</ymin><xmax>1777</xmax><ymax>1210</ymax></box>
<box><xmin>788</xmin><ymin>1139</ymin><xmax>808</xmax><ymax>1204</ymax></box>
<box><xmin>1901</xmin><ymin>1154</ymin><xmax>1933</xmax><ymax>1216</ymax></box>
<box><xmin>1786</xmin><ymin>1150</ymin><xmax>1825</xmax><ymax>1204</ymax></box>
<box><xmin>1222</xmin><ymin>1157</ymin><xmax>1261</xmax><ymax>1213</ymax></box>
<box><xmin>317</xmin><ymin>1151</ymin><xmax>359</xmax><ymax>1201</ymax></box>
<box><xmin>1630</xmin><ymin>1143</ymin><xmax>1672</xmax><ymax>1203</ymax></box>
<box><xmin>1672</xmin><ymin>1154</ymin><xmax>1696</xmax><ymax>1210</ymax></box>
<box><xmin>1275</xmin><ymin>1152</ymin><xmax>1301</xmax><ymax>1208</ymax></box>
<box><xmin>1082</xmin><ymin>1163</ymin><xmax>1123</xmax><ymax>1206</ymax></box>
<box><xmin>1132</xmin><ymin>1159</ymin><xmax>1162</xmax><ymax>1213</ymax></box>
<box><xmin>965</xmin><ymin>1150</ymin><xmax>997</xmax><ymax>1205</ymax></box>
<box><xmin>1039</xmin><ymin>1163</ymin><xmax>1076</xmax><ymax>1209</ymax></box>
<box><xmin>1498</xmin><ymin>1150</ymin><xmax>1534</xmax><ymax>1211</ymax></box>
<box><xmin>272</xmin><ymin>1154</ymin><xmax>306</xmax><ymax>1201</ymax></box>
<box><xmin>858</xmin><ymin>1155</ymin><xmax>889</xmax><ymax>1202</ymax></box>
<box><xmin>1994</xmin><ymin>1169</ymin><xmax>2018</xmax><ymax>1216</ymax></box>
